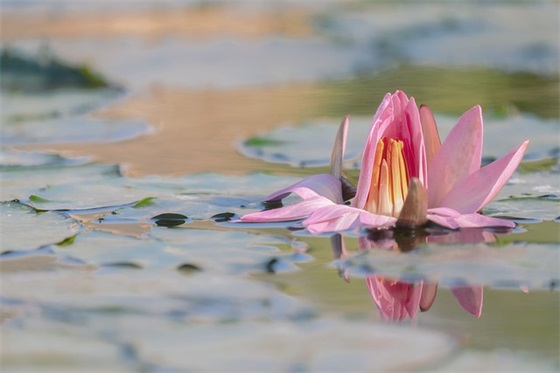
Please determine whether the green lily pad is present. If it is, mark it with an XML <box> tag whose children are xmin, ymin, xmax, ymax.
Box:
<box><xmin>0</xmin><ymin>149</ymin><xmax>88</xmax><ymax>169</ymax></box>
<box><xmin>0</xmin><ymin>201</ymin><xmax>80</xmax><ymax>252</ymax></box>
<box><xmin>339</xmin><ymin>242</ymin><xmax>559</xmax><ymax>291</ymax></box>
<box><xmin>1</xmin><ymin>116</ymin><xmax>151</xmax><ymax>146</ymax></box>
<box><xmin>238</xmin><ymin>114</ymin><xmax>558</xmax><ymax>169</ymax></box>
<box><xmin>1</xmin><ymin>89</ymin><xmax>121</xmax><ymax>124</ymax></box>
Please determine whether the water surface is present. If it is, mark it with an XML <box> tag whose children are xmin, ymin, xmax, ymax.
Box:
<box><xmin>1</xmin><ymin>1</ymin><xmax>559</xmax><ymax>372</ymax></box>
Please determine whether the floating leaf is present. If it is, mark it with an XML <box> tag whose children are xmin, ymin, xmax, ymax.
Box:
<box><xmin>244</xmin><ymin>136</ymin><xmax>286</xmax><ymax>147</ymax></box>
<box><xmin>29</xmin><ymin>194</ymin><xmax>51</xmax><ymax>203</ymax></box>
<box><xmin>133</xmin><ymin>197</ymin><xmax>156</xmax><ymax>209</ymax></box>
<box><xmin>55</xmin><ymin>234</ymin><xmax>78</xmax><ymax>247</ymax></box>
<box><xmin>0</xmin><ymin>201</ymin><xmax>80</xmax><ymax>251</ymax></box>
<box><xmin>339</xmin><ymin>242</ymin><xmax>560</xmax><ymax>290</ymax></box>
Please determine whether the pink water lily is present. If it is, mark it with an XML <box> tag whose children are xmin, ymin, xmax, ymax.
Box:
<box><xmin>241</xmin><ymin>90</ymin><xmax>529</xmax><ymax>233</ymax></box>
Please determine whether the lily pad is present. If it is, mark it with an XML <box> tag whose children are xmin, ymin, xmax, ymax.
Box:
<box><xmin>1</xmin><ymin>89</ymin><xmax>122</xmax><ymax>124</ymax></box>
<box><xmin>485</xmin><ymin>171</ymin><xmax>560</xmax><ymax>221</ymax></box>
<box><xmin>338</xmin><ymin>242</ymin><xmax>560</xmax><ymax>290</ymax></box>
<box><xmin>238</xmin><ymin>114</ymin><xmax>558</xmax><ymax>169</ymax></box>
<box><xmin>0</xmin><ymin>149</ymin><xmax>88</xmax><ymax>169</ymax></box>
<box><xmin>0</xmin><ymin>201</ymin><xmax>80</xmax><ymax>252</ymax></box>
<box><xmin>1</xmin><ymin>116</ymin><xmax>151</xmax><ymax>146</ymax></box>
<box><xmin>237</xmin><ymin>120</ymin><xmax>370</xmax><ymax>168</ymax></box>
<box><xmin>0</xmin><ymin>162</ymin><xmax>122</xmax><ymax>203</ymax></box>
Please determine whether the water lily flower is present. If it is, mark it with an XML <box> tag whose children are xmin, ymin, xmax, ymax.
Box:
<box><xmin>241</xmin><ymin>91</ymin><xmax>529</xmax><ymax>234</ymax></box>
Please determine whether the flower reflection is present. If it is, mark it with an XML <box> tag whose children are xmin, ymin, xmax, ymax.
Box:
<box><xmin>331</xmin><ymin>226</ymin><xmax>511</xmax><ymax>321</ymax></box>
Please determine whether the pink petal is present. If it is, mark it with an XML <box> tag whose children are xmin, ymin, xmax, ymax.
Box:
<box><xmin>451</xmin><ymin>285</ymin><xmax>483</xmax><ymax>318</ymax></box>
<box><xmin>404</xmin><ymin>97</ymin><xmax>427</xmax><ymax>185</ymax></box>
<box><xmin>427</xmin><ymin>207</ymin><xmax>515</xmax><ymax>229</ymax></box>
<box><xmin>428</xmin><ymin>105</ymin><xmax>484</xmax><ymax>208</ymax></box>
<box><xmin>241</xmin><ymin>196</ymin><xmax>334</xmax><ymax>223</ymax></box>
<box><xmin>352</xmin><ymin>96</ymin><xmax>392</xmax><ymax>209</ymax></box>
<box><xmin>303</xmin><ymin>204</ymin><xmax>396</xmax><ymax>234</ymax></box>
<box><xmin>367</xmin><ymin>277</ymin><xmax>423</xmax><ymax>321</ymax></box>
<box><xmin>419</xmin><ymin>283</ymin><xmax>438</xmax><ymax>312</ymax></box>
<box><xmin>265</xmin><ymin>174</ymin><xmax>343</xmax><ymax>204</ymax></box>
<box><xmin>419</xmin><ymin>105</ymin><xmax>441</xmax><ymax>167</ymax></box>
<box><xmin>438</xmin><ymin>140</ymin><xmax>529</xmax><ymax>214</ymax></box>
<box><xmin>330</xmin><ymin>116</ymin><xmax>349</xmax><ymax>179</ymax></box>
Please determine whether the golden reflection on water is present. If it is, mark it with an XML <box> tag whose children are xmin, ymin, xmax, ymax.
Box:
<box><xmin>24</xmin><ymin>65</ymin><xmax>558</xmax><ymax>177</ymax></box>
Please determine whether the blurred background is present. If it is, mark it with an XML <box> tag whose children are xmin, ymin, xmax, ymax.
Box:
<box><xmin>2</xmin><ymin>0</ymin><xmax>558</xmax><ymax>176</ymax></box>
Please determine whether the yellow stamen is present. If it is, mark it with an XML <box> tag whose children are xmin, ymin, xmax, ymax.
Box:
<box><xmin>390</xmin><ymin>139</ymin><xmax>404</xmax><ymax>216</ymax></box>
<box><xmin>378</xmin><ymin>159</ymin><xmax>391</xmax><ymax>216</ymax></box>
<box><xmin>365</xmin><ymin>137</ymin><xmax>409</xmax><ymax>218</ymax></box>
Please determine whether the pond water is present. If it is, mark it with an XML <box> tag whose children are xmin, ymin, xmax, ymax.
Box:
<box><xmin>1</xmin><ymin>1</ymin><xmax>559</xmax><ymax>372</ymax></box>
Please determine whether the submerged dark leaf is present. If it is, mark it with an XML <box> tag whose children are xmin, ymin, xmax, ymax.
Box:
<box><xmin>151</xmin><ymin>213</ymin><xmax>190</xmax><ymax>227</ymax></box>
<box><xmin>177</xmin><ymin>263</ymin><xmax>202</xmax><ymax>273</ymax></box>
<box><xmin>210</xmin><ymin>212</ymin><xmax>237</xmax><ymax>222</ymax></box>
<box><xmin>102</xmin><ymin>262</ymin><xmax>143</xmax><ymax>269</ymax></box>
<box><xmin>265</xmin><ymin>257</ymin><xmax>279</xmax><ymax>273</ymax></box>
<box><xmin>151</xmin><ymin>213</ymin><xmax>188</xmax><ymax>220</ymax></box>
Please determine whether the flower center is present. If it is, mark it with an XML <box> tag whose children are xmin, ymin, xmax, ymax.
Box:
<box><xmin>365</xmin><ymin>138</ymin><xmax>409</xmax><ymax>217</ymax></box>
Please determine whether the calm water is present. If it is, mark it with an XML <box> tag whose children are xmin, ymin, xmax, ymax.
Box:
<box><xmin>1</xmin><ymin>1</ymin><xmax>559</xmax><ymax>372</ymax></box>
